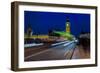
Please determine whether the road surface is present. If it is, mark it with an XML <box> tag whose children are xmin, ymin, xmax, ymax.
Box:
<box><xmin>24</xmin><ymin>41</ymin><xmax>77</xmax><ymax>61</ymax></box>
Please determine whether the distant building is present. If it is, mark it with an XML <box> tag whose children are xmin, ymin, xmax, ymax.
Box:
<box><xmin>27</xmin><ymin>26</ymin><xmax>33</xmax><ymax>37</ymax></box>
<box><xmin>25</xmin><ymin>18</ymin><xmax>71</xmax><ymax>40</ymax></box>
<box><xmin>66</xmin><ymin>18</ymin><xmax>70</xmax><ymax>33</ymax></box>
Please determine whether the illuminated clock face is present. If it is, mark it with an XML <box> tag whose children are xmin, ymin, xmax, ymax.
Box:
<box><xmin>66</xmin><ymin>23</ymin><xmax>69</xmax><ymax>27</ymax></box>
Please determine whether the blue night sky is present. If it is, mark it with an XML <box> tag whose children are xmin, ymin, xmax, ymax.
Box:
<box><xmin>24</xmin><ymin>11</ymin><xmax>90</xmax><ymax>37</ymax></box>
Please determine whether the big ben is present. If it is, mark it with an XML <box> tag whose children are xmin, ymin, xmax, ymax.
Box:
<box><xmin>66</xmin><ymin>18</ymin><xmax>70</xmax><ymax>33</ymax></box>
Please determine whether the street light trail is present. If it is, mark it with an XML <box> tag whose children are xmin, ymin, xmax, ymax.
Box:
<box><xmin>25</xmin><ymin>41</ymin><xmax>77</xmax><ymax>61</ymax></box>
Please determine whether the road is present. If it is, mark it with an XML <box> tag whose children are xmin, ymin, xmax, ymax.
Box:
<box><xmin>24</xmin><ymin>41</ymin><xmax>77</xmax><ymax>61</ymax></box>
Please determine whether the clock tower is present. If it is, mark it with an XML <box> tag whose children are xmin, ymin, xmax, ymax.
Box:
<box><xmin>66</xmin><ymin>18</ymin><xmax>70</xmax><ymax>33</ymax></box>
